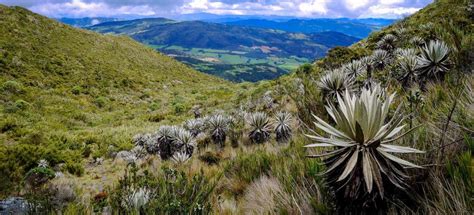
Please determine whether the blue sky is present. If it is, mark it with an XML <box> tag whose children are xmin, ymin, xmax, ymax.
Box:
<box><xmin>1</xmin><ymin>0</ymin><xmax>433</xmax><ymax>18</ymax></box>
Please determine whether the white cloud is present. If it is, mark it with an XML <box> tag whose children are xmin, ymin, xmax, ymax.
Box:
<box><xmin>4</xmin><ymin>0</ymin><xmax>433</xmax><ymax>18</ymax></box>
<box><xmin>344</xmin><ymin>0</ymin><xmax>370</xmax><ymax>11</ymax></box>
<box><xmin>298</xmin><ymin>0</ymin><xmax>330</xmax><ymax>16</ymax></box>
<box><xmin>379</xmin><ymin>0</ymin><xmax>405</xmax><ymax>5</ymax></box>
<box><xmin>29</xmin><ymin>0</ymin><xmax>156</xmax><ymax>17</ymax></box>
<box><xmin>362</xmin><ymin>4</ymin><xmax>421</xmax><ymax>18</ymax></box>
<box><xmin>181</xmin><ymin>0</ymin><xmax>333</xmax><ymax>17</ymax></box>
<box><xmin>188</xmin><ymin>0</ymin><xmax>209</xmax><ymax>10</ymax></box>
<box><xmin>91</xmin><ymin>18</ymin><xmax>100</xmax><ymax>25</ymax></box>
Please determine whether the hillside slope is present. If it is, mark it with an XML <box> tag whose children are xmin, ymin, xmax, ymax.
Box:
<box><xmin>265</xmin><ymin>0</ymin><xmax>473</xmax><ymax>212</ymax></box>
<box><xmin>87</xmin><ymin>19</ymin><xmax>359</xmax><ymax>82</ymax></box>
<box><xmin>0</xmin><ymin>5</ymin><xmax>237</xmax><ymax>194</ymax></box>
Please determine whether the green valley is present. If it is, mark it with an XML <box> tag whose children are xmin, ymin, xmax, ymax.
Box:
<box><xmin>87</xmin><ymin>19</ymin><xmax>359</xmax><ymax>82</ymax></box>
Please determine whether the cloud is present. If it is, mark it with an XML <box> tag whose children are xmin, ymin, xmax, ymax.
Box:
<box><xmin>298</xmin><ymin>0</ymin><xmax>330</xmax><ymax>16</ymax></box>
<box><xmin>344</xmin><ymin>0</ymin><xmax>371</xmax><ymax>11</ymax></box>
<box><xmin>27</xmin><ymin>0</ymin><xmax>157</xmax><ymax>17</ymax></box>
<box><xmin>0</xmin><ymin>0</ymin><xmax>433</xmax><ymax>18</ymax></box>
<box><xmin>362</xmin><ymin>4</ymin><xmax>421</xmax><ymax>18</ymax></box>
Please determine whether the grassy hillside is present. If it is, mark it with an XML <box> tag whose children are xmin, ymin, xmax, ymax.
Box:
<box><xmin>87</xmin><ymin>19</ymin><xmax>359</xmax><ymax>82</ymax></box>
<box><xmin>0</xmin><ymin>5</ymin><xmax>238</xmax><ymax>195</ymax></box>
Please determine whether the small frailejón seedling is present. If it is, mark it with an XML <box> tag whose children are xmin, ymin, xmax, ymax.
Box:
<box><xmin>248</xmin><ymin>112</ymin><xmax>272</xmax><ymax>144</ymax></box>
<box><xmin>305</xmin><ymin>86</ymin><xmax>424</xmax><ymax>211</ymax></box>
<box><xmin>207</xmin><ymin>114</ymin><xmax>230</xmax><ymax>148</ymax></box>
<box><xmin>274</xmin><ymin>111</ymin><xmax>293</xmax><ymax>143</ymax></box>
<box><xmin>318</xmin><ymin>69</ymin><xmax>356</xmax><ymax>101</ymax></box>
<box><xmin>416</xmin><ymin>40</ymin><xmax>450</xmax><ymax>80</ymax></box>
<box><xmin>121</xmin><ymin>187</ymin><xmax>151</xmax><ymax>212</ymax></box>
<box><xmin>38</xmin><ymin>159</ymin><xmax>49</xmax><ymax>168</ymax></box>
<box><xmin>171</xmin><ymin>151</ymin><xmax>192</xmax><ymax>164</ymax></box>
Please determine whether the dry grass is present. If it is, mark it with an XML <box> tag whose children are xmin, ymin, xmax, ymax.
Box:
<box><xmin>240</xmin><ymin>174</ymin><xmax>318</xmax><ymax>215</ymax></box>
<box><xmin>241</xmin><ymin>175</ymin><xmax>285</xmax><ymax>214</ymax></box>
<box><xmin>50</xmin><ymin>158</ymin><xmax>128</xmax><ymax>209</ymax></box>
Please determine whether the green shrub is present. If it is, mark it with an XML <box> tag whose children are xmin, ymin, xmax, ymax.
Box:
<box><xmin>148</xmin><ymin>112</ymin><xmax>167</xmax><ymax>122</ymax></box>
<box><xmin>21</xmin><ymin>131</ymin><xmax>45</xmax><ymax>145</ymax></box>
<box><xmin>149</xmin><ymin>102</ymin><xmax>160</xmax><ymax>111</ymax></box>
<box><xmin>4</xmin><ymin>99</ymin><xmax>29</xmax><ymax>113</ymax></box>
<box><xmin>139</xmin><ymin>90</ymin><xmax>151</xmax><ymax>99</ymax></box>
<box><xmin>446</xmin><ymin>136</ymin><xmax>473</xmax><ymax>191</ymax></box>
<box><xmin>295</xmin><ymin>63</ymin><xmax>314</xmax><ymax>76</ymax></box>
<box><xmin>1</xmin><ymin>80</ymin><xmax>23</xmax><ymax>94</ymax></box>
<box><xmin>64</xmin><ymin>162</ymin><xmax>84</xmax><ymax>177</ymax></box>
<box><xmin>224</xmin><ymin>150</ymin><xmax>274</xmax><ymax>184</ymax></box>
<box><xmin>71</xmin><ymin>86</ymin><xmax>83</xmax><ymax>95</ymax></box>
<box><xmin>71</xmin><ymin>112</ymin><xmax>88</xmax><ymax>122</ymax></box>
<box><xmin>25</xmin><ymin>166</ymin><xmax>55</xmax><ymax>181</ymax></box>
<box><xmin>82</xmin><ymin>145</ymin><xmax>92</xmax><ymax>158</ymax></box>
<box><xmin>173</xmin><ymin>102</ymin><xmax>186</xmax><ymax>114</ymax></box>
<box><xmin>315</xmin><ymin>46</ymin><xmax>369</xmax><ymax>70</ymax></box>
<box><xmin>94</xmin><ymin>97</ymin><xmax>108</xmax><ymax>108</ymax></box>
<box><xmin>196</xmin><ymin>95</ymin><xmax>208</xmax><ymax>101</ymax></box>
<box><xmin>0</xmin><ymin>117</ymin><xmax>18</xmax><ymax>132</ymax></box>
<box><xmin>198</xmin><ymin>151</ymin><xmax>221</xmax><ymax>165</ymax></box>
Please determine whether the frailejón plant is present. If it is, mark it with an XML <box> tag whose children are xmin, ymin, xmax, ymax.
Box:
<box><xmin>305</xmin><ymin>86</ymin><xmax>424</xmax><ymax>207</ymax></box>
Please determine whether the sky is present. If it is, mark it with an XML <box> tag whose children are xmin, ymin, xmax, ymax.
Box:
<box><xmin>0</xmin><ymin>0</ymin><xmax>433</xmax><ymax>19</ymax></box>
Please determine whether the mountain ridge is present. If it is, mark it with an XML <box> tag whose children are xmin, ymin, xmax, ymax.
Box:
<box><xmin>223</xmin><ymin>18</ymin><xmax>395</xmax><ymax>38</ymax></box>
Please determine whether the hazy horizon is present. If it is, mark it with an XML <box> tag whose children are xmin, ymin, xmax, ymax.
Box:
<box><xmin>0</xmin><ymin>0</ymin><xmax>433</xmax><ymax>19</ymax></box>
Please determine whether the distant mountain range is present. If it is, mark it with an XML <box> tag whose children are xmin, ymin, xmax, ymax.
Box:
<box><xmin>170</xmin><ymin>13</ymin><xmax>298</xmax><ymax>23</ymax></box>
<box><xmin>223</xmin><ymin>18</ymin><xmax>395</xmax><ymax>38</ymax></box>
<box><xmin>86</xmin><ymin>18</ymin><xmax>359</xmax><ymax>82</ymax></box>
<box><xmin>60</xmin><ymin>13</ymin><xmax>395</xmax><ymax>38</ymax></box>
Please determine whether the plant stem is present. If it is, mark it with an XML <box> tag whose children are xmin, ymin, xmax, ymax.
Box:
<box><xmin>436</xmin><ymin>93</ymin><xmax>459</xmax><ymax>166</ymax></box>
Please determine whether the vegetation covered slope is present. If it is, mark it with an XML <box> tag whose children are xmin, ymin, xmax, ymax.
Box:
<box><xmin>0</xmin><ymin>5</ymin><xmax>237</xmax><ymax>195</ymax></box>
<box><xmin>87</xmin><ymin>19</ymin><xmax>359</xmax><ymax>82</ymax></box>
<box><xmin>0</xmin><ymin>0</ymin><xmax>472</xmax><ymax>214</ymax></box>
<box><xmin>280</xmin><ymin>0</ymin><xmax>473</xmax><ymax>213</ymax></box>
